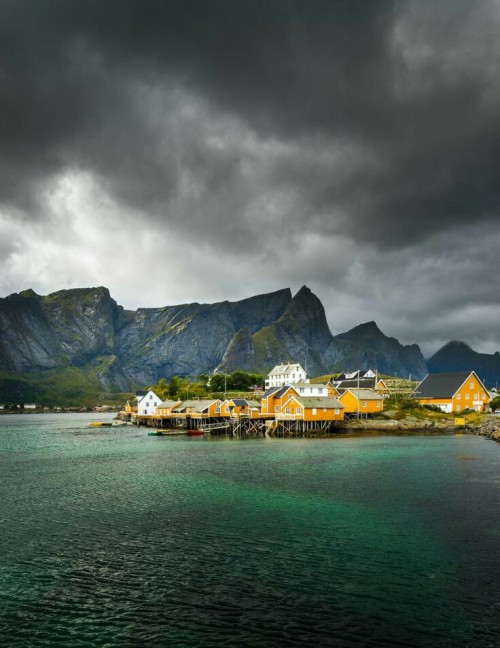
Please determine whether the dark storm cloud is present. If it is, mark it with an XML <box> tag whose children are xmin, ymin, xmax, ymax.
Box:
<box><xmin>1</xmin><ymin>0</ymin><xmax>500</xmax><ymax>354</ymax></box>
<box><xmin>2</xmin><ymin>0</ymin><xmax>499</xmax><ymax>248</ymax></box>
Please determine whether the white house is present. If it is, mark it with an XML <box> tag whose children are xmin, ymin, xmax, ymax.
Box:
<box><xmin>265</xmin><ymin>363</ymin><xmax>308</xmax><ymax>389</ymax></box>
<box><xmin>137</xmin><ymin>390</ymin><xmax>162</xmax><ymax>415</ymax></box>
<box><xmin>292</xmin><ymin>382</ymin><xmax>329</xmax><ymax>397</ymax></box>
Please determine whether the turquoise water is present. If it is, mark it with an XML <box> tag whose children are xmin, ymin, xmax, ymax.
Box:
<box><xmin>0</xmin><ymin>414</ymin><xmax>499</xmax><ymax>647</ymax></box>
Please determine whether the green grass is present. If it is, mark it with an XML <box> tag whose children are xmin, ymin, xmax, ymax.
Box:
<box><xmin>0</xmin><ymin>359</ymin><xmax>133</xmax><ymax>408</ymax></box>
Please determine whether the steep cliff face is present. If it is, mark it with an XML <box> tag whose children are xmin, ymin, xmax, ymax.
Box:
<box><xmin>115</xmin><ymin>288</ymin><xmax>292</xmax><ymax>383</ymax></box>
<box><xmin>334</xmin><ymin>321</ymin><xmax>428</xmax><ymax>379</ymax></box>
<box><xmin>0</xmin><ymin>290</ymin><xmax>62</xmax><ymax>372</ymax></box>
<box><xmin>0</xmin><ymin>285</ymin><xmax>434</xmax><ymax>402</ymax></box>
<box><xmin>428</xmin><ymin>341</ymin><xmax>500</xmax><ymax>386</ymax></box>
<box><xmin>249</xmin><ymin>286</ymin><xmax>343</xmax><ymax>375</ymax></box>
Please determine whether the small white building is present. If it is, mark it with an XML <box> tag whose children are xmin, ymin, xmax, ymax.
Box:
<box><xmin>137</xmin><ymin>390</ymin><xmax>161</xmax><ymax>416</ymax></box>
<box><xmin>293</xmin><ymin>382</ymin><xmax>329</xmax><ymax>397</ymax></box>
<box><xmin>265</xmin><ymin>363</ymin><xmax>308</xmax><ymax>389</ymax></box>
<box><xmin>24</xmin><ymin>403</ymin><xmax>37</xmax><ymax>409</ymax></box>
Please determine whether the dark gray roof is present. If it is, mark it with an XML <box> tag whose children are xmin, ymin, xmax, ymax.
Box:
<box><xmin>262</xmin><ymin>386</ymin><xmax>282</xmax><ymax>399</ymax></box>
<box><xmin>336</xmin><ymin>378</ymin><xmax>375</xmax><ymax>390</ymax></box>
<box><xmin>231</xmin><ymin>399</ymin><xmax>248</xmax><ymax>407</ymax></box>
<box><xmin>275</xmin><ymin>385</ymin><xmax>298</xmax><ymax>399</ymax></box>
<box><xmin>413</xmin><ymin>372</ymin><xmax>474</xmax><ymax>399</ymax></box>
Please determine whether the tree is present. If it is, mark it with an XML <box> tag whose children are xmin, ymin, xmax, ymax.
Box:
<box><xmin>168</xmin><ymin>376</ymin><xmax>184</xmax><ymax>399</ymax></box>
<box><xmin>489</xmin><ymin>396</ymin><xmax>500</xmax><ymax>411</ymax></box>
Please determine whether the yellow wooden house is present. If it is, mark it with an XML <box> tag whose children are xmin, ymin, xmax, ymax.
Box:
<box><xmin>156</xmin><ymin>399</ymin><xmax>182</xmax><ymax>416</ymax></box>
<box><xmin>338</xmin><ymin>389</ymin><xmax>384</xmax><ymax>415</ymax></box>
<box><xmin>260</xmin><ymin>386</ymin><xmax>299</xmax><ymax>416</ymax></box>
<box><xmin>221</xmin><ymin>399</ymin><xmax>261</xmax><ymax>418</ymax></box>
<box><xmin>172</xmin><ymin>399</ymin><xmax>223</xmax><ymax>417</ymax></box>
<box><xmin>413</xmin><ymin>371</ymin><xmax>490</xmax><ymax>413</ymax></box>
<box><xmin>279</xmin><ymin>395</ymin><xmax>344</xmax><ymax>422</ymax></box>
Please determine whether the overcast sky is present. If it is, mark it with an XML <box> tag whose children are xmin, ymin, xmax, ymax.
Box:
<box><xmin>1</xmin><ymin>0</ymin><xmax>499</xmax><ymax>357</ymax></box>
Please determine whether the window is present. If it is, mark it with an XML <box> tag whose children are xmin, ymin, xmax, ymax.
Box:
<box><xmin>456</xmin><ymin>405</ymin><xmax>460</xmax><ymax>411</ymax></box>
<box><xmin>362</xmin><ymin>401</ymin><xmax>367</xmax><ymax>407</ymax></box>
<box><xmin>334</xmin><ymin>408</ymin><xmax>339</xmax><ymax>415</ymax></box>
<box><xmin>312</xmin><ymin>408</ymin><xmax>317</xmax><ymax>415</ymax></box>
<box><xmin>482</xmin><ymin>393</ymin><xmax>486</xmax><ymax>399</ymax></box>
<box><xmin>376</xmin><ymin>401</ymin><xmax>380</xmax><ymax>407</ymax></box>
<box><xmin>150</xmin><ymin>394</ymin><xmax>153</xmax><ymax>399</ymax></box>
<box><xmin>274</xmin><ymin>406</ymin><xmax>279</xmax><ymax>412</ymax></box>
<box><xmin>456</xmin><ymin>394</ymin><xmax>461</xmax><ymax>400</ymax></box>
<box><xmin>215</xmin><ymin>407</ymin><xmax>220</xmax><ymax>413</ymax></box>
<box><xmin>285</xmin><ymin>407</ymin><xmax>290</xmax><ymax>414</ymax></box>
<box><xmin>297</xmin><ymin>408</ymin><xmax>301</xmax><ymax>414</ymax></box>
<box><xmin>465</xmin><ymin>394</ymin><xmax>469</xmax><ymax>400</ymax></box>
<box><xmin>470</xmin><ymin>383</ymin><xmax>474</xmax><ymax>389</ymax></box>
<box><xmin>300</xmin><ymin>388</ymin><xmax>304</xmax><ymax>393</ymax></box>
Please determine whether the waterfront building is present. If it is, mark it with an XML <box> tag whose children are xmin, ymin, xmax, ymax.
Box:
<box><xmin>261</xmin><ymin>385</ymin><xmax>299</xmax><ymax>415</ymax></box>
<box><xmin>413</xmin><ymin>371</ymin><xmax>490</xmax><ymax>413</ymax></box>
<box><xmin>338</xmin><ymin>389</ymin><xmax>384</xmax><ymax>414</ymax></box>
<box><xmin>172</xmin><ymin>399</ymin><xmax>223</xmax><ymax>417</ymax></box>
<box><xmin>156</xmin><ymin>400</ymin><xmax>182</xmax><ymax>416</ymax></box>
<box><xmin>137</xmin><ymin>389</ymin><xmax>161</xmax><ymax>416</ymax></box>
<box><xmin>221</xmin><ymin>399</ymin><xmax>261</xmax><ymax>417</ymax></box>
<box><xmin>278</xmin><ymin>395</ymin><xmax>344</xmax><ymax>422</ymax></box>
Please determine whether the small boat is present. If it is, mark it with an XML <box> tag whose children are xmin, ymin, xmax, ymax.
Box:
<box><xmin>187</xmin><ymin>429</ymin><xmax>205</xmax><ymax>436</ymax></box>
<box><xmin>148</xmin><ymin>429</ymin><xmax>188</xmax><ymax>436</ymax></box>
<box><xmin>88</xmin><ymin>421</ymin><xmax>113</xmax><ymax>428</ymax></box>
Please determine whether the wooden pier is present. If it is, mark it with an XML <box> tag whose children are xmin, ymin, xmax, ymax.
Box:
<box><xmin>131</xmin><ymin>412</ymin><xmax>345</xmax><ymax>438</ymax></box>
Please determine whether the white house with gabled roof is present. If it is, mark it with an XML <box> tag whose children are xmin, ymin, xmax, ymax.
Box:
<box><xmin>137</xmin><ymin>389</ymin><xmax>162</xmax><ymax>416</ymax></box>
<box><xmin>265</xmin><ymin>362</ymin><xmax>308</xmax><ymax>389</ymax></box>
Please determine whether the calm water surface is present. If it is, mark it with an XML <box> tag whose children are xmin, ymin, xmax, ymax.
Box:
<box><xmin>0</xmin><ymin>413</ymin><xmax>499</xmax><ymax>647</ymax></box>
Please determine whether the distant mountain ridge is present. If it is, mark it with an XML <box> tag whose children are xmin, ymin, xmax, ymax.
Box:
<box><xmin>427</xmin><ymin>341</ymin><xmax>500</xmax><ymax>387</ymax></box>
<box><xmin>0</xmin><ymin>285</ymin><xmax>497</xmax><ymax>403</ymax></box>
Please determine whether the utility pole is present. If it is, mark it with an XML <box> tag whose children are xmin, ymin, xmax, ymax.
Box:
<box><xmin>357</xmin><ymin>366</ymin><xmax>360</xmax><ymax>419</ymax></box>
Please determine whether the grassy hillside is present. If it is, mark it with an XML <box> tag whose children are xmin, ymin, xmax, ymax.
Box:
<box><xmin>0</xmin><ymin>357</ymin><xmax>132</xmax><ymax>408</ymax></box>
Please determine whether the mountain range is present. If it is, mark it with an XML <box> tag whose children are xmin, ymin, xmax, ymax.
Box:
<box><xmin>0</xmin><ymin>285</ymin><xmax>497</xmax><ymax>404</ymax></box>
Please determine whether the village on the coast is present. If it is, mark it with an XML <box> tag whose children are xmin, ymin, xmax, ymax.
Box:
<box><xmin>120</xmin><ymin>363</ymin><xmax>493</xmax><ymax>437</ymax></box>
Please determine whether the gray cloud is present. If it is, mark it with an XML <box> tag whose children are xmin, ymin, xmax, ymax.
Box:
<box><xmin>0</xmin><ymin>0</ymin><xmax>499</xmax><ymax>354</ymax></box>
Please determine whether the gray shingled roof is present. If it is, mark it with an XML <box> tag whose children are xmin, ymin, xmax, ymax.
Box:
<box><xmin>341</xmin><ymin>389</ymin><xmax>382</xmax><ymax>400</ymax></box>
<box><xmin>413</xmin><ymin>372</ymin><xmax>475</xmax><ymax>399</ymax></box>
<box><xmin>292</xmin><ymin>396</ymin><xmax>344</xmax><ymax>409</ymax></box>
<box><xmin>172</xmin><ymin>399</ymin><xmax>220</xmax><ymax>413</ymax></box>
<box><xmin>158</xmin><ymin>399</ymin><xmax>181</xmax><ymax>408</ymax></box>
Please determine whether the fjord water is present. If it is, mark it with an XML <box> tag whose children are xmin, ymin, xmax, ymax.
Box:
<box><xmin>0</xmin><ymin>415</ymin><xmax>499</xmax><ymax>647</ymax></box>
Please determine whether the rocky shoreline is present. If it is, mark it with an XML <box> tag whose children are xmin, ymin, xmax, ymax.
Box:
<box><xmin>342</xmin><ymin>415</ymin><xmax>500</xmax><ymax>441</ymax></box>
